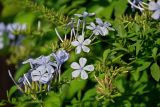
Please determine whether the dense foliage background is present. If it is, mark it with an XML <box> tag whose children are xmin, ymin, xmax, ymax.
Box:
<box><xmin>0</xmin><ymin>0</ymin><xmax>160</xmax><ymax>107</ymax></box>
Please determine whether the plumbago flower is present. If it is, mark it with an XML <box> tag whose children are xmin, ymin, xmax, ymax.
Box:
<box><xmin>51</xmin><ymin>49</ymin><xmax>70</xmax><ymax>65</ymax></box>
<box><xmin>23</xmin><ymin>55</ymin><xmax>57</xmax><ymax>84</ymax></box>
<box><xmin>67</xmin><ymin>18</ymin><xmax>76</xmax><ymax>37</ymax></box>
<box><xmin>128</xmin><ymin>0</ymin><xmax>145</xmax><ymax>12</ymax></box>
<box><xmin>18</xmin><ymin>71</ymin><xmax>32</xmax><ymax>87</ymax></box>
<box><xmin>31</xmin><ymin>65</ymin><xmax>54</xmax><ymax>84</ymax></box>
<box><xmin>96</xmin><ymin>18</ymin><xmax>115</xmax><ymax>36</ymax></box>
<box><xmin>9</xmin><ymin>49</ymin><xmax>70</xmax><ymax>93</ymax></box>
<box><xmin>74</xmin><ymin>11</ymin><xmax>96</xmax><ymax>36</ymax></box>
<box><xmin>20</xmin><ymin>49</ymin><xmax>69</xmax><ymax>85</ymax></box>
<box><xmin>74</xmin><ymin>11</ymin><xmax>95</xmax><ymax>18</ymax></box>
<box><xmin>131</xmin><ymin>0</ymin><xmax>143</xmax><ymax>11</ymax></box>
<box><xmin>23</xmin><ymin>55</ymin><xmax>55</xmax><ymax>68</ymax></box>
<box><xmin>86</xmin><ymin>22</ymin><xmax>103</xmax><ymax>36</ymax></box>
<box><xmin>71</xmin><ymin>35</ymin><xmax>91</xmax><ymax>54</ymax></box>
<box><xmin>7</xmin><ymin>23</ymin><xmax>27</xmax><ymax>40</ymax></box>
<box><xmin>148</xmin><ymin>0</ymin><xmax>160</xmax><ymax>20</ymax></box>
<box><xmin>71</xmin><ymin>57</ymin><xmax>94</xmax><ymax>80</ymax></box>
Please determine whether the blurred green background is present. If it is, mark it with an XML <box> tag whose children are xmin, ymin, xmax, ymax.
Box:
<box><xmin>0</xmin><ymin>0</ymin><xmax>160</xmax><ymax>107</ymax></box>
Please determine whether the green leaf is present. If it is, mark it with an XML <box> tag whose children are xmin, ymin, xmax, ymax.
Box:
<box><xmin>150</xmin><ymin>63</ymin><xmax>160</xmax><ymax>81</ymax></box>
<box><xmin>2</xmin><ymin>4</ymin><xmax>21</xmax><ymax>17</ymax></box>
<box><xmin>135</xmin><ymin>40</ymin><xmax>142</xmax><ymax>56</ymax></box>
<box><xmin>114</xmin><ymin>0</ymin><xmax>128</xmax><ymax>17</ymax></box>
<box><xmin>0</xmin><ymin>100</ymin><xmax>6</xmax><ymax>106</ymax></box>
<box><xmin>103</xmin><ymin>49</ymin><xmax>110</xmax><ymax>63</ymax></box>
<box><xmin>82</xmin><ymin>88</ymin><xmax>96</xmax><ymax>101</ymax></box>
<box><xmin>131</xmin><ymin>70</ymin><xmax>140</xmax><ymax>81</ymax></box>
<box><xmin>14</xmin><ymin>64</ymin><xmax>30</xmax><ymax>81</ymax></box>
<box><xmin>44</xmin><ymin>92</ymin><xmax>61</xmax><ymax>107</ymax></box>
<box><xmin>137</xmin><ymin>62</ymin><xmax>151</xmax><ymax>72</ymax></box>
<box><xmin>15</xmin><ymin>12</ymin><xmax>35</xmax><ymax>26</ymax></box>
<box><xmin>152</xmin><ymin>47</ymin><xmax>158</xmax><ymax>60</ymax></box>
<box><xmin>155</xmin><ymin>38</ymin><xmax>160</xmax><ymax>45</ymax></box>
<box><xmin>111</xmin><ymin>54</ymin><xmax>123</xmax><ymax>63</ymax></box>
<box><xmin>66</xmin><ymin>79</ymin><xmax>86</xmax><ymax>99</ymax></box>
<box><xmin>8</xmin><ymin>86</ymin><xmax>18</xmax><ymax>98</ymax></box>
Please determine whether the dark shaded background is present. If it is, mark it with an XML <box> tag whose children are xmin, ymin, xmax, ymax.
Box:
<box><xmin>0</xmin><ymin>56</ymin><xmax>15</xmax><ymax>107</ymax></box>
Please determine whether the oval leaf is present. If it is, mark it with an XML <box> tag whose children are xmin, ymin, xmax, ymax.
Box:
<box><xmin>150</xmin><ymin>63</ymin><xmax>160</xmax><ymax>81</ymax></box>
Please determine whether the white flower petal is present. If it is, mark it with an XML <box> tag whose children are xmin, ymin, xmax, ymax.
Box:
<box><xmin>31</xmin><ymin>70</ymin><xmax>40</xmax><ymax>76</ymax></box>
<box><xmin>104</xmin><ymin>22</ymin><xmax>111</xmax><ymax>27</ymax></box>
<box><xmin>88</xmin><ymin>12</ymin><xmax>95</xmax><ymax>16</ymax></box>
<box><xmin>90</xmin><ymin>22</ymin><xmax>96</xmax><ymax>28</ymax></box>
<box><xmin>82</xmin><ymin>45</ymin><xmax>90</xmax><ymax>53</ymax></box>
<box><xmin>158</xmin><ymin>0</ymin><xmax>160</xmax><ymax>6</ymax></box>
<box><xmin>79</xmin><ymin>57</ymin><xmax>87</xmax><ymax>67</ymax></box>
<box><xmin>86</xmin><ymin>26</ymin><xmax>94</xmax><ymax>30</ymax></box>
<box><xmin>100</xmin><ymin>27</ymin><xmax>108</xmax><ymax>36</ymax></box>
<box><xmin>32</xmin><ymin>76</ymin><xmax>40</xmax><ymax>81</ymax></box>
<box><xmin>83</xmin><ymin>11</ymin><xmax>89</xmax><ymax>17</ymax></box>
<box><xmin>71</xmin><ymin>62</ymin><xmax>80</xmax><ymax>69</ymax></box>
<box><xmin>71</xmin><ymin>41</ymin><xmax>79</xmax><ymax>46</ymax></box>
<box><xmin>151</xmin><ymin>10</ymin><xmax>160</xmax><ymax>19</ymax></box>
<box><xmin>72</xmin><ymin>70</ymin><xmax>81</xmax><ymax>78</ymax></box>
<box><xmin>46</xmin><ymin>65</ymin><xmax>55</xmax><ymax>73</ymax></box>
<box><xmin>93</xmin><ymin>30</ymin><xmax>99</xmax><ymax>35</ymax></box>
<box><xmin>36</xmin><ymin>65</ymin><xmax>46</xmax><ymax>74</ymax></box>
<box><xmin>8</xmin><ymin>33</ymin><xmax>15</xmax><ymax>40</ymax></box>
<box><xmin>40</xmin><ymin>74</ymin><xmax>50</xmax><ymax>83</ymax></box>
<box><xmin>107</xmin><ymin>27</ymin><xmax>115</xmax><ymax>31</ymax></box>
<box><xmin>76</xmin><ymin>45</ymin><xmax>82</xmax><ymax>54</ymax></box>
<box><xmin>81</xmin><ymin>70</ymin><xmax>88</xmax><ymax>80</ymax></box>
<box><xmin>74</xmin><ymin>14</ymin><xmax>83</xmax><ymax>17</ymax></box>
<box><xmin>149</xmin><ymin>1</ymin><xmax>159</xmax><ymax>11</ymax></box>
<box><xmin>78</xmin><ymin>35</ymin><xmax>84</xmax><ymax>43</ymax></box>
<box><xmin>31</xmin><ymin>70</ymin><xmax>41</xmax><ymax>81</ymax></box>
<box><xmin>83</xmin><ymin>39</ymin><xmax>91</xmax><ymax>45</ymax></box>
<box><xmin>96</xmin><ymin>18</ymin><xmax>103</xmax><ymax>26</ymax></box>
<box><xmin>84</xmin><ymin>65</ymin><xmax>94</xmax><ymax>71</ymax></box>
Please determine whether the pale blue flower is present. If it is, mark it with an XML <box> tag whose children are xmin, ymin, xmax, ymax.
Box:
<box><xmin>128</xmin><ymin>0</ymin><xmax>144</xmax><ymax>11</ymax></box>
<box><xmin>23</xmin><ymin>56</ymin><xmax>57</xmax><ymax>84</ymax></box>
<box><xmin>51</xmin><ymin>49</ymin><xmax>69</xmax><ymax>65</ymax></box>
<box><xmin>7</xmin><ymin>23</ymin><xmax>26</xmax><ymax>40</ymax></box>
<box><xmin>18</xmin><ymin>71</ymin><xmax>32</xmax><ymax>87</ymax></box>
<box><xmin>74</xmin><ymin>11</ymin><xmax>95</xmax><ymax>18</ymax></box>
<box><xmin>71</xmin><ymin>57</ymin><xmax>94</xmax><ymax>80</ymax></box>
<box><xmin>131</xmin><ymin>0</ymin><xmax>142</xmax><ymax>11</ymax></box>
<box><xmin>23</xmin><ymin>55</ymin><xmax>57</xmax><ymax>69</ymax></box>
<box><xmin>67</xmin><ymin>18</ymin><xmax>76</xmax><ymax>38</ymax></box>
<box><xmin>67</xmin><ymin>18</ymin><xmax>75</xmax><ymax>29</ymax></box>
<box><xmin>96</xmin><ymin>18</ymin><xmax>115</xmax><ymax>36</ymax></box>
<box><xmin>71</xmin><ymin>35</ymin><xmax>91</xmax><ymax>54</ymax></box>
<box><xmin>31</xmin><ymin>65</ymin><xmax>54</xmax><ymax>84</ymax></box>
<box><xmin>86</xmin><ymin>22</ymin><xmax>103</xmax><ymax>36</ymax></box>
<box><xmin>149</xmin><ymin>0</ymin><xmax>160</xmax><ymax>19</ymax></box>
<box><xmin>7</xmin><ymin>23</ymin><xmax>26</xmax><ymax>32</ymax></box>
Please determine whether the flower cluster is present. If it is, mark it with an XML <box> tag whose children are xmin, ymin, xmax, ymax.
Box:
<box><xmin>9</xmin><ymin>11</ymin><xmax>115</xmax><ymax>93</ymax></box>
<box><xmin>0</xmin><ymin>22</ymin><xmax>27</xmax><ymax>49</ymax></box>
<box><xmin>128</xmin><ymin>0</ymin><xmax>160</xmax><ymax>20</ymax></box>
<box><xmin>9</xmin><ymin>49</ymin><xmax>69</xmax><ymax>92</ymax></box>
<box><xmin>55</xmin><ymin>11</ymin><xmax>114</xmax><ymax>79</ymax></box>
